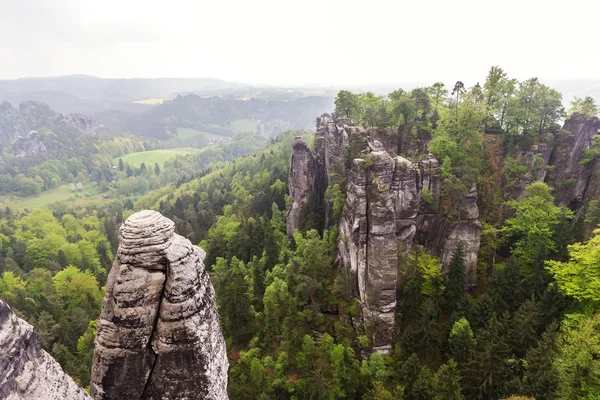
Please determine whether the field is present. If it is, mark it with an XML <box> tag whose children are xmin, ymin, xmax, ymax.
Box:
<box><xmin>113</xmin><ymin>148</ymin><xmax>202</xmax><ymax>168</ymax></box>
<box><xmin>231</xmin><ymin>119</ymin><xmax>258</xmax><ymax>133</ymax></box>
<box><xmin>176</xmin><ymin>127</ymin><xmax>228</xmax><ymax>140</ymax></box>
<box><xmin>133</xmin><ymin>98</ymin><xmax>169</xmax><ymax>105</ymax></box>
<box><xmin>10</xmin><ymin>181</ymin><xmax>110</xmax><ymax>209</ymax></box>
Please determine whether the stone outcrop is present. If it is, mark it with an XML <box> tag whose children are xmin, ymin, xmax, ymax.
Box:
<box><xmin>547</xmin><ymin>113</ymin><xmax>600</xmax><ymax>208</ymax></box>
<box><xmin>91</xmin><ymin>210</ymin><xmax>228</xmax><ymax>400</ymax></box>
<box><xmin>0</xmin><ymin>300</ymin><xmax>91</xmax><ymax>400</ymax></box>
<box><xmin>286</xmin><ymin>114</ymin><xmax>353</xmax><ymax>234</ymax></box>
<box><xmin>290</xmin><ymin>115</ymin><xmax>482</xmax><ymax>354</ymax></box>
<box><xmin>11</xmin><ymin>130</ymin><xmax>47</xmax><ymax>157</ymax></box>
<box><xmin>338</xmin><ymin>150</ymin><xmax>481</xmax><ymax>353</ymax></box>
<box><xmin>58</xmin><ymin>114</ymin><xmax>109</xmax><ymax>135</ymax></box>
<box><xmin>286</xmin><ymin>137</ymin><xmax>317</xmax><ymax>236</ymax></box>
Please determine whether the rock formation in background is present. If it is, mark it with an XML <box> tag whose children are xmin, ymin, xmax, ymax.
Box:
<box><xmin>548</xmin><ymin>113</ymin><xmax>600</xmax><ymax>208</ymax></box>
<box><xmin>0</xmin><ymin>300</ymin><xmax>91</xmax><ymax>400</ymax></box>
<box><xmin>91</xmin><ymin>210</ymin><xmax>228</xmax><ymax>400</ymax></box>
<box><xmin>11</xmin><ymin>130</ymin><xmax>47</xmax><ymax>157</ymax></box>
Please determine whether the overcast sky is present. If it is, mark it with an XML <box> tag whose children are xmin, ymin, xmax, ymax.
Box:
<box><xmin>1</xmin><ymin>0</ymin><xmax>599</xmax><ymax>86</ymax></box>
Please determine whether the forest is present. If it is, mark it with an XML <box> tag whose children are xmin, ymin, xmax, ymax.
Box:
<box><xmin>1</xmin><ymin>66</ymin><xmax>600</xmax><ymax>400</ymax></box>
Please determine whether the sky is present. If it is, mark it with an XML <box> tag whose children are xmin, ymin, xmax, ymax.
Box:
<box><xmin>1</xmin><ymin>0</ymin><xmax>599</xmax><ymax>86</ymax></box>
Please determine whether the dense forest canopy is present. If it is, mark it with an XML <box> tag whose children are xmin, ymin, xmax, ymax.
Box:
<box><xmin>1</xmin><ymin>65</ymin><xmax>600</xmax><ymax>399</ymax></box>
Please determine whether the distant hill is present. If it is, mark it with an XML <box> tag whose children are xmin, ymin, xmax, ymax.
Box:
<box><xmin>0</xmin><ymin>75</ymin><xmax>249</xmax><ymax>114</ymax></box>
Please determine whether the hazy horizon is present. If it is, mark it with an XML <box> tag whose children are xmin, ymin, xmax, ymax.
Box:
<box><xmin>2</xmin><ymin>0</ymin><xmax>600</xmax><ymax>86</ymax></box>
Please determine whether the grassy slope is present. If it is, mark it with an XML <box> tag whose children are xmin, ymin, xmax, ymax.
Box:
<box><xmin>113</xmin><ymin>148</ymin><xmax>202</xmax><ymax>168</ymax></box>
<box><xmin>231</xmin><ymin>119</ymin><xmax>258</xmax><ymax>133</ymax></box>
<box><xmin>15</xmin><ymin>181</ymin><xmax>111</xmax><ymax>209</ymax></box>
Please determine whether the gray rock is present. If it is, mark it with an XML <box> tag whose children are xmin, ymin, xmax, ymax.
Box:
<box><xmin>11</xmin><ymin>130</ymin><xmax>47</xmax><ymax>157</ymax></box>
<box><xmin>0</xmin><ymin>300</ymin><xmax>91</xmax><ymax>400</ymax></box>
<box><xmin>90</xmin><ymin>210</ymin><xmax>228</xmax><ymax>400</ymax></box>
<box><xmin>286</xmin><ymin>137</ymin><xmax>317</xmax><ymax>236</ymax></box>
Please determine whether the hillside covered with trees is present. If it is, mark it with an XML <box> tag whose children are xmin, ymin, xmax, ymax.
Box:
<box><xmin>1</xmin><ymin>66</ymin><xmax>600</xmax><ymax>399</ymax></box>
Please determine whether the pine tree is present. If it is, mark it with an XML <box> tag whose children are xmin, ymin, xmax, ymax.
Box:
<box><xmin>403</xmin><ymin>248</ymin><xmax>425</xmax><ymax>321</ymax></box>
<box><xmin>434</xmin><ymin>359</ymin><xmax>464</xmax><ymax>400</ymax></box>
<box><xmin>154</xmin><ymin>162</ymin><xmax>160</xmax><ymax>176</ymax></box>
<box><xmin>140</xmin><ymin>162</ymin><xmax>147</xmax><ymax>174</ymax></box>
<box><xmin>523</xmin><ymin>322</ymin><xmax>559</xmax><ymax>400</ymax></box>
<box><xmin>399</xmin><ymin>353</ymin><xmax>423</xmax><ymax>398</ymax></box>
<box><xmin>445</xmin><ymin>243</ymin><xmax>465</xmax><ymax>312</ymax></box>
<box><xmin>212</xmin><ymin>257</ymin><xmax>254</xmax><ymax>344</ymax></box>
<box><xmin>416</xmin><ymin>298</ymin><xmax>439</xmax><ymax>361</ymax></box>
<box><xmin>539</xmin><ymin>284</ymin><xmax>564</xmax><ymax>332</ymax></box>
<box><xmin>511</xmin><ymin>297</ymin><xmax>541</xmax><ymax>356</ymax></box>
<box><xmin>466</xmin><ymin>313</ymin><xmax>514</xmax><ymax>399</ymax></box>
<box><xmin>448</xmin><ymin>317</ymin><xmax>475</xmax><ymax>381</ymax></box>
<box><xmin>118</xmin><ymin>158</ymin><xmax>124</xmax><ymax>171</ymax></box>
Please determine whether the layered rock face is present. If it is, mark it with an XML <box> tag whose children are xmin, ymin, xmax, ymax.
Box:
<box><xmin>11</xmin><ymin>130</ymin><xmax>47</xmax><ymax>157</ymax></box>
<box><xmin>91</xmin><ymin>210</ymin><xmax>228</xmax><ymax>400</ymax></box>
<box><xmin>289</xmin><ymin>114</ymin><xmax>481</xmax><ymax>353</ymax></box>
<box><xmin>286</xmin><ymin>137</ymin><xmax>317</xmax><ymax>236</ymax></box>
<box><xmin>547</xmin><ymin>114</ymin><xmax>600</xmax><ymax>208</ymax></box>
<box><xmin>0</xmin><ymin>300</ymin><xmax>91</xmax><ymax>400</ymax></box>
<box><xmin>338</xmin><ymin>151</ymin><xmax>481</xmax><ymax>352</ymax></box>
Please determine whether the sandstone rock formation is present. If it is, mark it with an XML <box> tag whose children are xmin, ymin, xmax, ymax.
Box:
<box><xmin>286</xmin><ymin>137</ymin><xmax>316</xmax><ymax>236</ymax></box>
<box><xmin>291</xmin><ymin>114</ymin><xmax>481</xmax><ymax>353</ymax></box>
<box><xmin>11</xmin><ymin>130</ymin><xmax>47</xmax><ymax>157</ymax></box>
<box><xmin>548</xmin><ymin>113</ymin><xmax>600</xmax><ymax>208</ymax></box>
<box><xmin>91</xmin><ymin>210</ymin><xmax>228</xmax><ymax>400</ymax></box>
<box><xmin>58</xmin><ymin>114</ymin><xmax>109</xmax><ymax>135</ymax></box>
<box><xmin>338</xmin><ymin>151</ymin><xmax>481</xmax><ymax>353</ymax></box>
<box><xmin>0</xmin><ymin>300</ymin><xmax>91</xmax><ymax>400</ymax></box>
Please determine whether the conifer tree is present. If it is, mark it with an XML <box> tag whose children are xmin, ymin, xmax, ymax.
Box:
<box><xmin>417</xmin><ymin>298</ymin><xmax>439</xmax><ymax>361</ymax></box>
<box><xmin>445</xmin><ymin>243</ymin><xmax>465</xmax><ymax>312</ymax></box>
<box><xmin>434</xmin><ymin>359</ymin><xmax>464</xmax><ymax>400</ymax></box>
<box><xmin>523</xmin><ymin>322</ymin><xmax>559</xmax><ymax>400</ymax></box>
<box><xmin>448</xmin><ymin>317</ymin><xmax>476</xmax><ymax>379</ymax></box>
<box><xmin>511</xmin><ymin>297</ymin><xmax>541</xmax><ymax>356</ymax></box>
<box><xmin>467</xmin><ymin>313</ymin><xmax>514</xmax><ymax>399</ymax></box>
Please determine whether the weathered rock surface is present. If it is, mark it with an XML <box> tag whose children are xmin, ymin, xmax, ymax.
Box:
<box><xmin>338</xmin><ymin>150</ymin><xmax>481</xmax><ymax>352</ymax></box>
<box><xmin>11</xmin><ymin>130</ymin><xmax>47</xmax><ymax>157</ymax></box>
<box><xmin>0</xmin><ymin>300</ymin><xmax>91</xmax><ymax>400</ymax></box>
<box><xmin>286</xmin><ymin>137</ymin><xmax>317</xmax><ymax>236</ymax></box>
<box><xmin>91</xmin><ymin>210</ymin><xmax>228</xmax><ymax>400</ymax></box>
<box><xmin>548</xmin><ymin>113</ymin><xmax>600</xmax><ymax>208</ymax></box>
<box><xmin>290</xmin><ymin>115</ymin><xmax>482</xmax><ymax>353</ymax></box>
<box><xmin>58</xmin><ymin>114</ymin><xmax>109</xmax><ymax>134</ymax></box>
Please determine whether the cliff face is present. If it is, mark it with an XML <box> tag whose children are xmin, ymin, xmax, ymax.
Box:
<box><xmin>338</xmin><ymin>151</ymin><xmax>481</xmax><ymax>352</ymax></box>
<box><xmin>289</xmin><ymin>114</ymin><xmax>481</xmax><ymax>353</ymax></box>
<box><xmin>286</xmin><ymin>137</ymin><xmax>317</xmax><ymax>236</ymax></box>
<box><xmin>547</xmin><ymin>114</ymin><xmax>600</xmax><ymax>208</ymax></box>
<box><xmin>91</xmin><ymin>210</ymin><xmax>228</xmax><ymax>400</ymax></box>
<box><xmin>11</xmin><ymin>130</ymin><xmax>47</xmax><ymax>157</ymax></box>
<box><xmin>0</xmin><ymin>300</ymin><xmax>91</xmax><ymax>400</ymax></box>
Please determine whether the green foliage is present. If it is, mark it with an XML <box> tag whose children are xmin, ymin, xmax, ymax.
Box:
<box><xmin>580</xmin><ymin>135</ymin><xmax>600</xmax><ymax>165</ymax></box>
<box><xmin>554</xmin><ymin>313</ymin><xmax>600</xmax><ymax>399</ymax></box>
<box><xmin>503</xmin><ymin>183</ymin><xmax>573</xmax><ymax>272</ymax></box>
<box><xmin>546</xmin><ymin>228</ymin><xmax>600</xmax><ymax>304</ymax></box>
<box><xmin>569</xmin><ymin>96</ymin><xmax>599</xmax><ymax>117</ymax></box>
<box><xmin>434</xmin><ymin>359</ymin><xmax>464</xmax><ymax>400</ymax></box>
<box><xmin>445</xmin><ymin>243</ymin><xmax>466</xmax><ymax>311</ymax></box>
<box><xmin>420</xmin><ymin>187</ymin><xmax>433</xmax><ymax>205</ymax></box>
<box><xmin>212</xmin><ymin>257</ymin><xmax>255</xmax><ymax>344</ymax></box>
